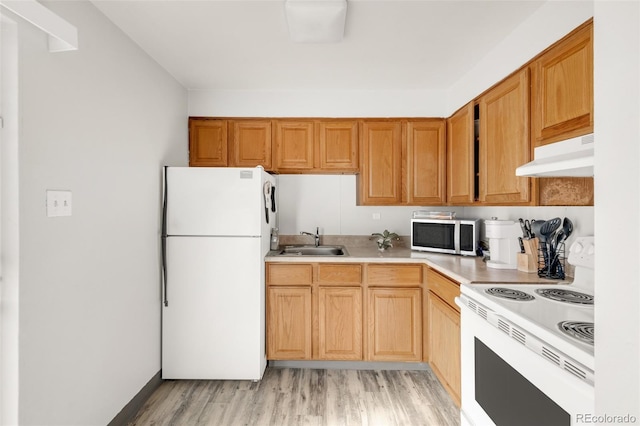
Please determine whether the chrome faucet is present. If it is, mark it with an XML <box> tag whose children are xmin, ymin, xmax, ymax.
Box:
<box><xmin>301</xmin><ymin>227</ymin><xmax>320</xmax><ymax>247</ymax></box>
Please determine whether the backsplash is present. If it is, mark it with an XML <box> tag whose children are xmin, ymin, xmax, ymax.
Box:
<box><xmin>279</xmin><ymin>234</ymin><xmax>411</xmax><ymax>249</ymax></box>
<box><xmin>275</xmin><ymin>174</ymin><xmax>595</xmax><ymax>242</ymax></box>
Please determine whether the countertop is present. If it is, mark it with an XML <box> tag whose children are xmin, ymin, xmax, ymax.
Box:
<box><xmin>265</xmin><ymin>242</ymin><xmax>572</xmax><ymax>285</ymax></box>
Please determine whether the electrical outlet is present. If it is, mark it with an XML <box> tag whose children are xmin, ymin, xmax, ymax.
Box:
<box><xmin>372</xmin><ymin>213</ymin><xmax>381</xmax><ymax>220</ymax></box>
<box><xmin>46</xmin><ymin>190</ymin><xmax>72</xmax><ymax>217</ymax></box>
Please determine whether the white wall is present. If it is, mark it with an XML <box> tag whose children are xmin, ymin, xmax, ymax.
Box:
<box><xmin>9</xmin><ymin>1</ymin><xmax>187</xmax><ymax>424</ymax></box>
<box><xmin>276</xmin><ymin>175</ymin><xmax>594</xmax><ymax>245</ymax></box>
<box><xmin>189</xmin><ymin>88</ymin><xmax>447</xmax><ymax>118</ymax></box>
<box><xmin>276</xmin><ymin>174</ymin><xmax>465</xmax><ymax>236</ymax></box>
<box><xmin>1</xmin><ymin>15</ymin><xmax>20</xmax><ymax>426</ymax></box>
<box><xmin>594</xmin><ymin>1</ymin><xmax>640</xmax><ymax>420</ymax></box>
<box><xmin>188</xmin><ymin>2</ymin><xmax>593</xmax><ymax>119</ymax></box>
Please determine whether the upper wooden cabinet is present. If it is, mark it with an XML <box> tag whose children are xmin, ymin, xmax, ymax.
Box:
<box><xmin>274</xmin><ymin>120</ymin><xmax>315</xmax><ymax>171</ymax></box>
<box><xmin>272</xmin><ymin>119</ymin><xmax>359</xmax><ymax>173</ymax></box>
<box><xmin>189</xmin><ymin>118</ymin><xmax>228</xmax><ymax>167</ymax></box>
<box><xmin>358</xmin><ymin>120</ymin><xmax>447</xmax><ymax>206</ymax></box>
<box><xmin>446</xmin><ymin>103</ymin><xmax>476</xmax><ymax>205</ymax></box>
<box><xmin>531</xmin><ymin>20</ymin><xmax>594</xmax><ymax>207</ymax></box>
<box><xmin>532</xmin><ymin>20</ymin><xmax>593</xmax><ymax>147</ymax></box>
<box><xmin>358</xmin><ymin>121</ymin><xmax>403</xmax><ymax>205</ymax></box>
<box><xmin>316</xmin><ymin>120</ymin><xmax>359</xmax><ymax>172</ymax></box>
<box><xmin>478</xmin><ymin>68</ymin><xmax>531</xmax><ymax>205</ymax></box>
<box><xmin>229</xmin><ymin>120</ymin><xmax>272</xmax><ymax>170</ymax></box>
<box><xmin>406</xmin><ymin>120</ymin><xmax>447</xmax><ymax>205</ymax></box>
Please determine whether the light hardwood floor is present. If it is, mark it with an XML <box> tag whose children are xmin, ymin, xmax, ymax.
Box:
<box><xmin>128</xmin><ymin>367</ymin><xmax>460</xmax><ymax>426</ymax></box>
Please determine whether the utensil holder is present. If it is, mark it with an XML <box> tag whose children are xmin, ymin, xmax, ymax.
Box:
<box><xmin>517</xmin><ymin>238</ymin><xmax>538</xmax><ymax>273</ymax></box>
<box><xmin>537</xmin><ymin>241</ymin><xmax>566</xmax><ymax>280</ymax></box>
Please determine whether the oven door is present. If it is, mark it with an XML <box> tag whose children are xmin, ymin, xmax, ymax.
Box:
<box><xmin>457</xmin><ymin>297</ymin><xmax>594</xmax><ymax>426</ymax></box>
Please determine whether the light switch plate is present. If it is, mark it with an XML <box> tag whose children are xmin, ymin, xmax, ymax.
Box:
<box><xmin>46</xmin><ymin>190</ymin><xmax>72</xmax><ymax>217</ymax></box>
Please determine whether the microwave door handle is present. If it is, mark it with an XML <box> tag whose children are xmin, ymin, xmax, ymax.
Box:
<box><xmin>454</xmin><ymin>221</ymin><xmax>461</xmax><ymax>254</ymax></box>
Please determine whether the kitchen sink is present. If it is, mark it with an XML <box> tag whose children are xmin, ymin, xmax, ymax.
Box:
<box><xmin>276</xmin><ymin>245</ymin><xmax>349</xmax><ymax>256</ymax></box>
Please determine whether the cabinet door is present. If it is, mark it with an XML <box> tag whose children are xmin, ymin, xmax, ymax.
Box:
<box><xmin>532</xmin><ymin>21</ymin><xmax>593</xmax><ymax>146</ymax></box>
<box><xmin>267</xmin><ymin>287</ymin><xmax>312</xmax><ymax>360</ymax></box>
<box><xmin>189</xmin><ymin>118</ymin><xmax>228</xmax><ymax>167</ymax></box>
<box><xmin>274</xmin><ymin>120</ymin><xmax>314</xmax><ymax>171</ymax></box>
<box><xmin>446</xmin><ymin>103</ymin><xmax>475</xmax><ymax>204</ymax></box>
<box><xmin>427</xmin><ymin>292</ymin><xmax>461</xmax><ymax>406</ymax></box>
<box><xmin>318</xmin><ymin>287</ymin><xmax>363</xmax><ymax>360</ymax></box>
<box><xmin>478</xmin><ymin>69</ymin><xmax>531</xmax><ymax>204</ymax></box>
<box><xmin>407</xmin><ymin>120</ymin><xmax>446</xmax><ymax>205</ymax></box>
<box><xmin>358</xmin><ymin>121</ymin><xmax>403</xmax><ymax>205</ymax></box>
<box><xmin>367</xmin><ymin>288</ymin><xmax>422</xmax><ymax>361</ymax></box>
<box><xmin>316</xmin><ymin>120</ymin><xmax>359</xmax><ymax>172</ymax></box>
<box><xmin>229</xmin><ymin>120</ymin><xmax>272</xmax><ymax>170</ymax></box>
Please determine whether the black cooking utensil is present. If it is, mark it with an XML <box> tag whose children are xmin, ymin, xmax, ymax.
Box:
<box><xmin>550</xmin><ymin>217</ymin><xmax>574</xmax><ymax>277</ymax></box>
<box><xmin>561</xmin><ymin>217</ymin><xmax>573</xmax><ymax>242</ymax></box>
<box><xmin>530</xmin><ymin>219</ymin><xmax>544</xmax><ymax>240</ymax></box>
<box><xmin>524</xmin><ymin>220</ymin><xmax>532</xmax><ymax>238</ymax></box>
<box><xmin>539</xmin><ymin>217</ymin><xmax>562</xmax><ymax>276</ymax></box>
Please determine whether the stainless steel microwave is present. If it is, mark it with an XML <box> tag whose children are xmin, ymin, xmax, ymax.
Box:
<box><xmin>410</xmin><ymin>218</ymin><xmax>480</xmax><ymax>256</ymax></box>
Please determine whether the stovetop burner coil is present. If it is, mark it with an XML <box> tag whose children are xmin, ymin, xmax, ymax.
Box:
<box><xmin>535</xmin><ymin>288</ymin><xmax>594</xmax><ymax>305</ymax></box>
<box><xmin>558</xmin><ymin>321</ymin><xmax>594</xmax><ymax>345</ymax></box>
<box><xmin>485</xmin><ymin>287</ymin><xmax>535</xmax><ymax>301</ymax></box>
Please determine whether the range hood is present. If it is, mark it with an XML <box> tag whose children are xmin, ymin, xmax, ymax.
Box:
<box><xmin>516</xmin><ymin>133</ymin><xmax>594</xmax><ymax>177</ymax></box>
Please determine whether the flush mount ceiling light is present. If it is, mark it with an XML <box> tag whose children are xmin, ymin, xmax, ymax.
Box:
<box><xmin>284</xmin><ymin>0</ymin><xmax>348</xmax><ymax>43</ymax></box>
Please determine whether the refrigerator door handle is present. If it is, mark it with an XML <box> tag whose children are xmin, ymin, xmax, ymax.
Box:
<box><xmin>162</xmin><ymin>166</ymin><xmax>169</xmax><ymax>307</ymax></box>
<box><xmin>161</xmin><ymin>236</ymin><xmax>168</xmax><ymax>307</ymax></box>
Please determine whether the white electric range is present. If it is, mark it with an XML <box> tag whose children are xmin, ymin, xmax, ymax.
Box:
<box><xmin>457</xmin><ymin>236</ymin><xmax>595</xmax><ymax>426</ymax></box>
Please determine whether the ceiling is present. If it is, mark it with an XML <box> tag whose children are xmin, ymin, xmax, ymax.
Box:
<box><xmin>91</xmin><ymin>0</ymin><xmax>546</xmax><ymax>91</ymax></box>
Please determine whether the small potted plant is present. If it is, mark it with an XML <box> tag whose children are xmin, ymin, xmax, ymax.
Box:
<box><xmin>372</xmin><ymin>230</ymin><xmax>399</xmax><ymax>251</ymax></box>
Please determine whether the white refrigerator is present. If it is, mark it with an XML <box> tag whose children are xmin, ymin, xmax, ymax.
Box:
<box><xmin>161</xmin><ymin>166</ymin><xmax>276</xmax><ymax>380</ymax></box>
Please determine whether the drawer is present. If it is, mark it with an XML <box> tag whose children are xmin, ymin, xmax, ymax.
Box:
<box><xmin>367</xmin><ymin>264</ymin><xmax>423</xmax><ymax>286</ymax></box>
<box><xmin>427</xmin><ymin>268</ymin><xmax>460</xmax><ymax>311</ymax></box>
<box><xmin>267</xmin><ymin>263</ymin><xmax>313</xmax><ymax>285</ymax></box>
<box><xmin>317</xmin><ymin>264</ymin><xmax>363</xmax><ymax>285</ymax></box>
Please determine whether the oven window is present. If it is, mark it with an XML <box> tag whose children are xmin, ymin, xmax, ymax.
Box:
<box><xmin>412</xmin><ymin>222</ymin><xmax>455</xmax><ymax>250</ymax></box>
<box><xmin>475</xmin><ymin>338</ymin><xmax>570</xmax><ymax>426</ymax></box>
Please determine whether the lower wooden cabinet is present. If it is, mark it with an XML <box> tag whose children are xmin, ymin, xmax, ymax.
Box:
<box><xmin>267</xmin><ymin>286</ymin><xmax>312</xmax><ymax>360</ymax></box>
<box><xmin>266</xmin><ymin>262</ymin><xmax>424</xmax><ymax>362</ymax></box>
<box><xmin>267</xmin><ymin>263</ymin><xmax>363</xmax><ymax>361</ymax></box>
<box><xmin>318</xmin><ymin>287</ymin><xmax>363</xmax><ymax>360</ymax></box>
<box><xmin>426</xmin><ymin>268</ymin><xmax>461</xmax><ymax>406</ymax></box>
<box><xmin>367</xmin><ymin>287</ymin><xmax>422</xmax><ymax>361</ymax></box>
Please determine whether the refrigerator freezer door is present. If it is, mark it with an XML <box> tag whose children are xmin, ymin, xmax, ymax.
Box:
<box><xmin>166</xmin><ymin>167</ymin><xmax>273</xmax><ymax>237</ymax></box>
<box><xmin>162</xmin><ymin>236</ymin><xmax>266</xmax><ymax>380</ymax></box>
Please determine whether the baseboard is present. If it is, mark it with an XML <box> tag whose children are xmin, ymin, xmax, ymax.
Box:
<box><xmin>108</xmin><ymin>370</ymin><xmax>162</xmax><ymax>426</ymax></box>
<box><xmin>268</xmin><ymin>360</ymin><xmax>431</xmax><ymax>371</ymax></box>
